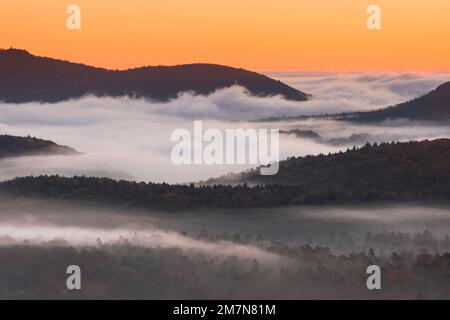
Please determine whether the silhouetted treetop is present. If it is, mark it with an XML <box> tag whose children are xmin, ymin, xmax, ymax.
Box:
<box><xmin>0</xmin><ymin>48</ymin><xmax>309</xmax><ymax>103</ymax></box>
<box><xmin>1</xmin><ymin>139</ymin><xmax>448</xmax><ymax>210</ymax></box>
<box><xmin>0</xmin><ymin>134</ymin><xmax>79</xmax><ymax>158</ymax></box>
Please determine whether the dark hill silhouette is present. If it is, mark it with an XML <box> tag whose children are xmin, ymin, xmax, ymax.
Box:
<box><xmin>0</xmin><ymin>134</ymin><xmax>79</xmax><ymax>158</ymax></box>
<box><xmin>205</xmin><ymin>139</ymin><xmax>450</xmax><ymax>194</ymax></box>
<box><xmin>0</xmin><ymin>48</ymin><xmax>309</xmax><ymax>103</ymax></box>
<box><xmin>341</xmin><ymin>81</ymin><xmax>450</xmax><ymax>122</ymax></box>
<box><xmin>1</xmin><ymin>139</ymin><xmax>449</xmax><ymax>209</ymax></box>
<box><xmin>258</xmin><ymin>81</ymin><xmax>450</xmax><ymax>123</ymax></box>
<box><xmin>280</xmin><ymin>129</ymin><xmax>373</xmax><ymax>146</ymax></box>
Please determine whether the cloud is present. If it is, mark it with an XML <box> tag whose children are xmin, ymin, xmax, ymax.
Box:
<box><xmin>2</xmin><ymin>197</ymin><xmax>450</xmax><ymax>255</ymax></box>
<box><xmin>0</xmin><ymin>72</ymin><xmax>449</xmax><ymax>183</ymax></box>
<box><xmin>271</xmin><ymin>71</ymin><xmax>450</xmax><ymax>113</ymax></box>
<box><xmin>0</xmin><ymin>198</ymin><xmax>283</xmax><ymax>264</ymax></box>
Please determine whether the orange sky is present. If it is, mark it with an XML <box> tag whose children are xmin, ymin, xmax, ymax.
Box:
<box><xmin>0</xmin><ymin>0</ymin><xmax>449</xmax><ymax>72</ymax></box>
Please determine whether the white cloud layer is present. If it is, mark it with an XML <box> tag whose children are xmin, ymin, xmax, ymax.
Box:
<box><xmin>0</xmin><ymin>72</ymin><xmax>449</xmax><ymax>183</ymax></box>
<box><xmin>271</xmin><ymin>71</ymin><xmax>450</xmax><ymax>114</ymax></box>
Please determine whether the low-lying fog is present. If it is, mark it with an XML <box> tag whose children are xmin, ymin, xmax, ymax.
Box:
<box><xmin>1</xmin><ymin>197</ymin><xmax>450</xmax><ymax>255</ymax></box>
<box><xmin>1</xmin><ymin>72</ymin><xmax>450</xmax><ymax>183</ymax></box>
<box><xmin>1</xmin><ymin>73</ymin><xmax>449</xmax><ymax>299</ymax></box>
<box><xmin>2</xmin><ymin>197</ymin><xmax>449</xmax><ymax>299</ymax></box>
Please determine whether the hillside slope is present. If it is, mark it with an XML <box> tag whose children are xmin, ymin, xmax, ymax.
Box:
<box><xmin>343</xmin><ymin>81</ymin><xmax>450</xmax><ymax>122</ymax></box>
<box><xmin>0</xmin><ymin>48</ymin><xmax>309</xmax><ymax>103</ymax></box>
<box><xmin>1</xmin><ymin>139</ymin><xmax>449</xmax><ymax>209</ymax></box>
<box><xmin>0</xmin><ymin>135</ymin><xmax>79</xmax><ymax>158</ymax></box>
<box><xmin>206</xmin><ymin>139</ymin><xmax>450</xmax><ymax>193</ymax></box>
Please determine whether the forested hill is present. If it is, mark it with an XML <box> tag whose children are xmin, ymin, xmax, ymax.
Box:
<box><xmin>259</xmin><ymin>81</ymin><xmax>450</xmax><ymax>123</ymax></box>
<box><xmin>205</xmin><ymin>138</ymin><xmax>450</xmax><ymax>193</ymax></box>
<box><xmin>1</xmin><ymin>139</ymin><xmax>449</xmax><ymax>210</ymax></box>
<box><xmin>341</xmin><ymin>81</ymin><xmax>450</xmax><ymax>122</ymax></box>
<box><xmin>0</xmin><ymin>135</ymin><xmax>79</xmax><ymax>158</ymax></box>
<box><xmin>0</xmin><ymin>48</ymin><xmax>309</xmax><ymax>103</ymax></box>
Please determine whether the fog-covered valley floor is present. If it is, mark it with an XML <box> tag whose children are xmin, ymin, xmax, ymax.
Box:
<box><xmin>0</xmin><ymin>197</ymin><xmax>450</xmax><ymax>299</ymax></box>
<box><xmin>1</xmin><ymin>72</ymin><xmax>450</xmax><ymax>299</ymax></box>
<box><xmin>1</xmin><ymin>197</ymin><xmax>450</xmax><ymax>254</ymax></box>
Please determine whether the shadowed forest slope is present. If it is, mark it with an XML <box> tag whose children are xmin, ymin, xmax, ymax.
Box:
<box><xmin>0</xmin><ymin>48</ymin><xmax>309</xmax><ymax>103</ymax></box>
<box><xmin>1</xmin><ymin>139</ymin><xmax>449</xmax><ymax>209</ymax></box>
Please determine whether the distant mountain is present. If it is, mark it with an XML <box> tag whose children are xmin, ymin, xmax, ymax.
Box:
<box><xmin>205</xmin><ymin>139</ymin><xmax>450</xmax><ymax>194</ymax></box>
<box><xmin>0</xmin><ymin>48</ymin><xmax>309</xmax><ymax>103</ymax></box>
<box><xmin>258</xmin><ymin>81</ymin><xmax>450</xmax><ymax>123</ymax></box>
<box><xmin>281</xmin><ymin>129</ymin><xmax>374</xmax><ymax>146</ymax></box>
<box><xmin>280</xmin><ymin>129</ymin><xmax>322</xmax><ymax>141</ymax></box>
<box><xmin>0</xmin><ymin>134</ymin><xmax>79</xmax><ymax>158</ymax></box>
<box><xmin>340</xmin><ymin>81</ymin><xmax>450</xmax><ymax>122</ymax></box>
<box><xmin>2</xmin><ymin>139</ymin><xmax>449</xmax><ymax>210</ymax></box>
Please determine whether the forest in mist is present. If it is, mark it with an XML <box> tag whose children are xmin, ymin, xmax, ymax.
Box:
<box><xmin>0</xmin><ymin>197</ymin><xmax>450</xmax><ymax>299</ymax></box>
<box><xmin>1</xmin><ymin>72</ymin><xmax>450</xmax><ymax>183</ymax></box>
<box><xmin>2</xmin><ymin>242</ymin><xmax>450</xmax><ymax>299</ymax></box>
<box><xmin>1</xmin><ymin>70</ymin><xmax>450</xmax><ymax>300</ymax></box>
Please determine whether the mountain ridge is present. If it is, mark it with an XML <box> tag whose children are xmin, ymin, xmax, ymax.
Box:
<box><xmin>0</xmin><ymin>134</ymin><xmax>80</xmax><ymax>158</ymax></box>
<box><xmin>1</xmin><ymin>139</ymin><xmax>448</xmax><ymax>210</ymax></box>
<box><xmin>346</xmin><ymin>80</ymin><xmax>450</xmax><ymax>122</ymax></box>
<box><xmin>257</xmin><ymin>80</ymin><xmax>450</xmax><ymax>123</ymax></box>
<box><xmin>204</xmin><ymin>138</ymin><xmax>450</xmax><ymax>190</ymax></box>
<box><xmin>0</xmin><ymin>48</ymin><xmax>309</xmax><ymax>103</ymax></box>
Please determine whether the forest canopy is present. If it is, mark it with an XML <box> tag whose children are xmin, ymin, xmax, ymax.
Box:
<box><xmin>1</xmin><ymin>139</ymin><xmax>449</xmax><ymax>210</ymax></box>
